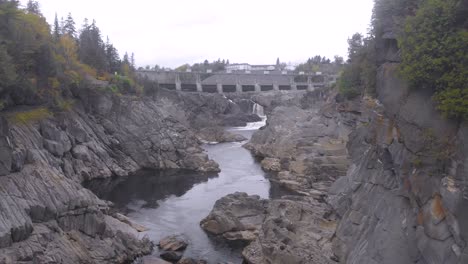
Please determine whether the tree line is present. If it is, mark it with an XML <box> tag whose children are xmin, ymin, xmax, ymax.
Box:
<box><xmin>0</xmin><ymin>0</ymin><xmax>144</xmax><ymax>111</ymax></box>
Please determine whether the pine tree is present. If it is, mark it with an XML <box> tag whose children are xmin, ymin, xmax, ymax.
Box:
<box><xmin>105</xmin><ymin>36</ymin><xmax>121</xmax><ymax>74</ymax></box>
<box><xmin>60</xmin><ymin>16</ymin><xmax>65</xmax><ymax>34</ymax></box>
<box><xmin>63</xmin><ymin>13</ymin><xmax>76</xmax><ymax>38</ymax></box>
<box><xmin>130</xmin><ymin>52</ymin><xmax>135</xmax><ymax>70</ymax></box>
<box><xmin>26</xmin><ymin>0</ymin><xmax>41</xmax><ymax>15</ymax></box>
<box><xmin>53</xmin><ymin>13</ymin><xmax>60</xmax><ymax>40</ymax></box>
<box><xmin>78</xmin><ymin>19</ymin><xmax>106</xmax><ymax>73</ymax></box>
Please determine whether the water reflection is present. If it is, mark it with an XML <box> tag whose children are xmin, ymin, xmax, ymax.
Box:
<box><xmin>84</xmin><ymin>170</ymin><xmax>217</xmax><ymax>213</ymax></box>
<box><xmin>84</xmin><ymin>119</ymin><xmax>280</xmax><ymax>263</ymax></box>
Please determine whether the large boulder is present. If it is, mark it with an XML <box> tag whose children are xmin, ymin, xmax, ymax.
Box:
<box><xmin>200</xmin><ymin>192</ymin><xmax>268</xmax><ymax>242</ymax></box>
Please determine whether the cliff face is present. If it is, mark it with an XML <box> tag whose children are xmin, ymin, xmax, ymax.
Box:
<box><xmin>245</xmin><ymin>89</ymin><xmax>362</xmax><ymax>194</ymax></box>
<box><xmin>328</xmin><ymin>23</ymin><xmax>468</xmax><ymax>264</ymax></box>
<box><xmin>0</xmin><ymin>89</ymin><xmax>223</xmax><ymax>263</ymax></box>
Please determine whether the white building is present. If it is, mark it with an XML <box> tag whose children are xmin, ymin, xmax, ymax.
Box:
<box><xmin>225</xmin><ymin>63</ymin><xmax>277</xmax><ymax>72</ymax></box>
<box><xmin>225</xmin><ymin>63</ymin><xmax>252</xmax><ymax>71</ymax></box>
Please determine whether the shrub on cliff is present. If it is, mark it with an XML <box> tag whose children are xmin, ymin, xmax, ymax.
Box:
<box><xmin>338</xmin><ymin>33</ymin><xmax>377</xmax><ymax>99</ymax></box>
<box><xmin>399</xmin><ymin>0</ymin><xmax>468</xmax><ymax>119</ymax></box>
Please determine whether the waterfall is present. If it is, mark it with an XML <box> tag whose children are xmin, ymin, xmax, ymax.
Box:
<box><xmin>252</xmin><ymin>103</ymin><xmax>265</xmax><ymax>117</ymax></box>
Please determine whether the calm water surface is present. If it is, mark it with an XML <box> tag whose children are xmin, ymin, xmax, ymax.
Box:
<box><xmin>87</xmin><ymin>120</ymin><xmax>278</xmax><ymax>263</ymax></box>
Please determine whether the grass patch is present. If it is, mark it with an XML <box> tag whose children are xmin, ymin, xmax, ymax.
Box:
<box><xmin>9</xmin><ymin>107</ymin><xmax>51</xmax><ymax>124</ymax></box>
<box><xmin>56</xmin><ymin>99</ymin><xmax>75</xmax><ymax>112</ymax></box>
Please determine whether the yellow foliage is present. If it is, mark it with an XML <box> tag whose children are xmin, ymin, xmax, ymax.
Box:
<box><xmin>59</xmin><ymin>35</ymin><xmax>78</xmax><ymax>65</ymax></box>
<box><xmin>79</xmin><ymin>63</ymin><xmax>97</xmax><ymax>77</ymax></box>
<box><xmin>56</xmin><ymin>99</ymin><xmax>75</xmax><ymax>112</ymax></box>
<box><xmin>9</xmin><ymin>107</ymin><xmax>51</xmax><ymax>124</ymax></box>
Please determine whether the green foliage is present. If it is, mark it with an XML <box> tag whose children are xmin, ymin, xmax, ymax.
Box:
<box><xmin>338</xmin><ymin>33</ymin><xmax>377</xmax><ymax>99</ymax></box>
<box><xmin>55</xmin><ymin>98</ymin><xmax>74</xmax><ymax>112</ymax></box>
<box><xmin>399</xmin><ymin>0</ymin><xmax>468</xmax><ymax>119</ymax></box>
<box><xmin>294</xmin><ymin>55</ymin><xmax>339</xmax><ymax>74</ymax></box>
<box><xmin>9</xmin><ymin>107</ymin><xmax>51</xmax><ymax>124</ymax></box>
<box><xmin>0</xmin><ymin>1</ymin><xmax>139</xmax><ymax>112</ymax></box>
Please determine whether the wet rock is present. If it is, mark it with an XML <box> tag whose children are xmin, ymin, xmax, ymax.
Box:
<box><xmin>158</xmin><ymin>234</ymin><xmax>188</xmax><ymax>251</ymax></box>
<box><xmin>114</xmin><ymin>213</ymin><xmax>149</xmax><ymax>232</ymax></box>
<box><xmin>198</xmin><ymin>127</ymin><xmax>246</xmax><ymax>143</ymax></box>
<box><xmin>160</xmin><ymin>251</ymin><xmax>183</xmax><ymax>262</ymax></box>
<box><xmin>142</xmin><ymin>256</ymin><xmax>172</xmax><ymax>264</ymax></box>
<box><xmin>177</xmin><ymin>258</ymin><xmax>207</xmax><ymax>264</ymax></box>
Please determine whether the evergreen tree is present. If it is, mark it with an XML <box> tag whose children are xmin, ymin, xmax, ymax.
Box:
<box><xmin>78</xmin><ymin>19</ymin><xmax>106</xmax><ymax>73</ymax></box>
<box><xmin>60</xmin><ymin>16</ymin><xmax>65</xmax><ymax>34</ymax></box>
<box><xmin>130</xmin><ymin>52</ymin><xmax>135</xmax><ymax>70</ymax></box>
<box><xmin>26</xmin><ymin>0</ymin><xmax>40</xmax><ymax>15</ymax></box>
<box><xmin>53</xmin><ymin>13</ymin><xmax>60</xmax><ymax>40</ymax></box>
<box><xmin>63</xmin><ymin>13</ymin><xmax>76</xmax><ymax>38</ymax></box>
<box><xmin>105</xmin><ymin>36</ymin><xmax>121</xmax><ymax>74</ymax></box>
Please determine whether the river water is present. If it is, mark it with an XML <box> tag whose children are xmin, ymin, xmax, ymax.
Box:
<box><xmin>86</xmin><ymin>117</ymin><xmax>280</xmax><ymax>263</ymax></box>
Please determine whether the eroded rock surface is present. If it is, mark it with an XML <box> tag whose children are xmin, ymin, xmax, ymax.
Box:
<box><xmin>201</xmin><ymin>193</ymin><xmax>336</xmax><ymax>264</ymax></box>
<box><xmin>245</xmin><ymin>89</ymin><xmax>362</xmax><ymax>195</ymax></box>
<box><xmin>197</xmin><ymin>127</ymin><xmax>247</xmax><ymax>143</ymax></box>
<box><xmin>200</xmin><ymin>192</ymin><xmax>268</xmax><ymax>242</ymax></box>
<box><xmin>0</xmin><ymin>89</ymin><xmax>232</xmax><ymax>263</ymax></box>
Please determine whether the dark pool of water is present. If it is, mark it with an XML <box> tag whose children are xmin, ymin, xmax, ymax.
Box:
<box><xmin>86</xmin><ymin>121</ymin><xmax>286</xmax><ymax>263</ymax></box>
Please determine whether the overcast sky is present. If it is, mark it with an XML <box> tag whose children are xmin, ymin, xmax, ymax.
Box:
<box><xmin>20</xmin><ymin>0</ymin><xmax>374</xmax><ymax>68</ymax></box>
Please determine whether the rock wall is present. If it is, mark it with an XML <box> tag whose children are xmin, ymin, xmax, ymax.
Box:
<box><xmin>328</xmin><ymin>64</ymin><xmax>468</xmax><ymax>264</ymax></box>
<box><xmin>328</xmin><ymin>26</ymin><xmax>468</xmax><ymax>264</ymax></box>
<box><xmin>0</xmin><ymin>89</ymin><xmax>222</xmax><ymax>263</ymax></box>
<box><xmin>245</xmin><ymin>89</ymin><xmax>362</xmax><ymax>195</ymax></box>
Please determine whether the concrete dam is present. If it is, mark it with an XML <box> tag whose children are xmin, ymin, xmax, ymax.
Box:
<box><xmin>136</xmin><ymin>70</ymin><xmax>337</xmax><ymax>93</ymax></box>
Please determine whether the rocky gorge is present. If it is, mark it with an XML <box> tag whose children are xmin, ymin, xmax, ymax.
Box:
<box><xmin>199</xmin><ymin>10</ymin><xmax>468</xmax><ymax>264</ymax></box>
<box><xmin>0</xmin><ymin>86</ymin><xmax>260</xmax><ymax>263</ymax></box>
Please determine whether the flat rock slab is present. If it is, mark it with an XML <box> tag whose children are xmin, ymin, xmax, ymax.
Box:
<box><xmin>158</xmin><ymin>234</ymin><xmax>189</xmax><ymax>251</ymax></box>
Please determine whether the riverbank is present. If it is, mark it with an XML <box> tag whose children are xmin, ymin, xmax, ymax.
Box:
<box><xmin>0</xmin><ymin>89</ymin><xmax>262</xmax><ymax>263</ymax></box>
<box><xmin>87</xmin><ymin>118</ymin><xmax>273</xmax><ymax>263</ymax></box>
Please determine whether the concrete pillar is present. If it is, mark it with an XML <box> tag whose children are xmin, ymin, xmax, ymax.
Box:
<box><xmin>196</xmin><ymin>74</ymin><xmax>202</xmax><ymax>92</ymax></box>
<box><xmin>307</xmin><ymin>76</ymin><xmax>314</xmax><ymax>91</ymax></box>
<box><xmin>254</xmin><ymin>79</ymin><xmax>261</xmax><ymax>92</ymax></box>
<box><xmin>175</xmin><ymin>74</ymin><xmax>181</xmax><ymax>91</ymax></box>
<box><xmin>236</xmin><ymin>76</ymin><xmax>242</xmax><ymax>93</ymax></box>
<box><xmin>273</xmin><ymin>82</ymin><xmax>279</xmax><ymax>91</ymax></box>
<box><xmin>290</xmin><ymin>76</ymin><xmax>297</xmax><ymax>91</ymax></box>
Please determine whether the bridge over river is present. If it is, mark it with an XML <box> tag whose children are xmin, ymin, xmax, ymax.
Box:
<box><xmin>137</xmin><ymin>70</ymin><xmax>337</xmax><ymax>93</ymax></box>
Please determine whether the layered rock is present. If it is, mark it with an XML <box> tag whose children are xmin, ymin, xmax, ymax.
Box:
<box><xmin>328</xmin><ymin>64</ymin><xmax>468</xmax><ymax>264</ymax></box>
<box><xmin>245</xmin><ymin>90</ymin><xmax>362</xmax><ymax>195</ymax></box>
<box><xmin>326</xmin><ymin>7</ymin><xmax>468</xmax><ymax>263</ymax></box>
<box><xmin>242</xmin><ymin>196</ymin><xmax>336</xmax><ymax>264</ymax></box>
<box><xmin>158</xmin><ymin>89</ymin><xmax>261</xmax><ymax>128</ymax></box>
<box><xmin>200</xmin><ymin>192</ymin><xmax>268</xmax><ymax>242</ymax></box>
<box><xmin>197</xmin><ymin>127</ymin><xmax>247</xmax><ymax>143</ymax></box>
<box><xmin>0</xmin><ymin>89</ymin><xmax>222</xmax><ymax>263</ymax></box>
<box><xmin>201</xmin><ymin>192</ymin><xmax>336</xmax><ymax>264</ymax></box>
